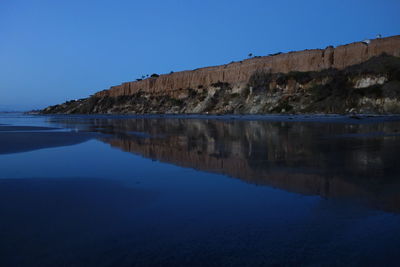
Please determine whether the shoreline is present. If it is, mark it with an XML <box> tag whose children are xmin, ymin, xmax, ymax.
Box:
<box><xmin>29</xmin><ymin>112</ymin><xmax>400</xmax><ymax>124</ymax></box>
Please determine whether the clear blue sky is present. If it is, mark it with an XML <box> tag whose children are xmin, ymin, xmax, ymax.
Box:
<box><xmin>1</xmin><ymin>0</ymin><xmax>399</xmax><ymax>110</ymax></box>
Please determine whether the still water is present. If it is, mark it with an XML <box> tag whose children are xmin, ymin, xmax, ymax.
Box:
<box><xmin>1</xmin><ymin>113</ymin><xmax>400</xmax><ymax>266</ymax></box>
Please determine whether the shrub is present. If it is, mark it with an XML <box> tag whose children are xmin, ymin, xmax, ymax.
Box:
<box><xmin>268</xmin><ymin>52</ymin><xmax>282</xmax><ymax>56</ymax></box>
<box><xmin>198</xmin><ymin>95</ymin><xmax>207</xmax><ymax>101</ymax></box>
<box><xmin>241</xmin><ymin>87</ymin><xmax>250</xmax><ymax>97</ymax></box>
<box><xmin>211</xmin><ymin>81</ymin><xmax>230</xmax><ymax>88</ymax></box>
<box><xmin>275</xmin><ymin>74</ymin><xmax>287</xmax><ymax>85</ymax></box>
<box><xmin>248</xmin><ymin>70</ymin><xmax>272</xmax><ymax>92</ymax></box>
<box><xmin>389</xmin><ymin>69</ymin><xmax>400</xmax><ymax>81</ymax></box>
<box><xmin>151</xmin><ymin>73</ymin><xmax>160</xmax><ymax>78</ymax></box>
<box><xmin>287</xmin><ymin>71</ymin><xmax>313</xmax><ymax>84</ymax></box>
<box><xmin>273</xmin><ymin>100</ymin><xmax>293</xmax><ymax>113</ymax></box>
<box><xmin>329</xmin><ymin>72</ymin><xmax>349</xmax><ymax>97</ymax></box>
<box><xmin>310</xmin><ymin>84</ymin><xmax>331</xmax><ymax>101</ymax></box>
<box><xmin>169</xmin><ymin>98</ymin><xmax>183</xmax><ymax>106</ymax></box>
<box><xmin>382</xmin><ymin>81</ymin><xmax>400</xmax><ymax>98</ymax></box>
<box><xmin>344</xmin><ymin>54</ymin><xmax>400</xmax><ymax>76</ymax></box>
<box><xmin>188</xmin><ymin>88</ymin><xmax>197</xmax><ymax>98</ymax></box>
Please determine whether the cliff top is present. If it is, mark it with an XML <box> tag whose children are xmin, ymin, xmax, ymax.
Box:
<box><xmin>93</xmin><ymin>35</ymin><xmax>400</xmax><ymax>98</ymax></box>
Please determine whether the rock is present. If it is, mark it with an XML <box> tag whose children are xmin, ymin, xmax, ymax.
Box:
<box><xmin>354</xmin><ymin>76</ymin><xmax>387</xmax><ymax>88</ymax></box>
<box><xmin>95</xmin><ymin>35</ymin><xmax>400</xmax><ymax>99</ymax></box>
<box><xmin>41</xmin><ymin>35</ymin><xmax>400</xmax><ymax>115</ymax></box>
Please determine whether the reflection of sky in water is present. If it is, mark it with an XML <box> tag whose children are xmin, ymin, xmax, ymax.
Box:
<box><xmin>1</xmin><ymin>114</ymin><xmax>400</xmax><ymax>266</ymax></box>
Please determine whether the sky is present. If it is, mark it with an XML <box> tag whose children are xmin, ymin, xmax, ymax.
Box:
<box><xmin>1</xmin><ymin>0</ymin><xmax>399</xmax><ymax>111</ymax></box>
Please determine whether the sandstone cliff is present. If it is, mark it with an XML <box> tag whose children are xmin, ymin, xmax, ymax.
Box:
<box><xmin>42</xmin><ymin>35</ymin><xmax>400</xmax><ymax>114</ymax></box>
<box><xmin>94</xmin><ymin>35</ymin><xmax>400</xmax><ymax>98</ymax></box>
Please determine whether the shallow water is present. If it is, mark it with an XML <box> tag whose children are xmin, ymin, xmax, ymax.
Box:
<box><xmin>1</xmin><ymin>113</ymin><xmax>400</xmax><ymax>266</ymax></box>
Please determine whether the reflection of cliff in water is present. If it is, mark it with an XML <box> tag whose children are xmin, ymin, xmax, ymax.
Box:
<box><xmin>53</xmin><ymin>117</ymin><xmax>400</xmax><ymax>212</ymax></box>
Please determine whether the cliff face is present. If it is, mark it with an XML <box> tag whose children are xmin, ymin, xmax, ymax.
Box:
<box><xmin>42</xmin><ymin>35</ymin><xmax>400</xmax><ymax>114</ymax></box>
<box><xmin>95</xmin><ymin>36</ymin><xmax>400</xmax><ymax>98</ymax></box>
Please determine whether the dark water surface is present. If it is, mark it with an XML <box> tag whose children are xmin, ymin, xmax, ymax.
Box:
<box><xmin>1</xmin><ymin>113</ymin><xmax>400</xmax><ymax>266</ymax></box>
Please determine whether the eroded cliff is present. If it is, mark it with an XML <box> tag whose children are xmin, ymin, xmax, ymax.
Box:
<box><xmin>42</xmin><ymin>35</ymin><xmax>400</xmax><ymax>114</ymax></box>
